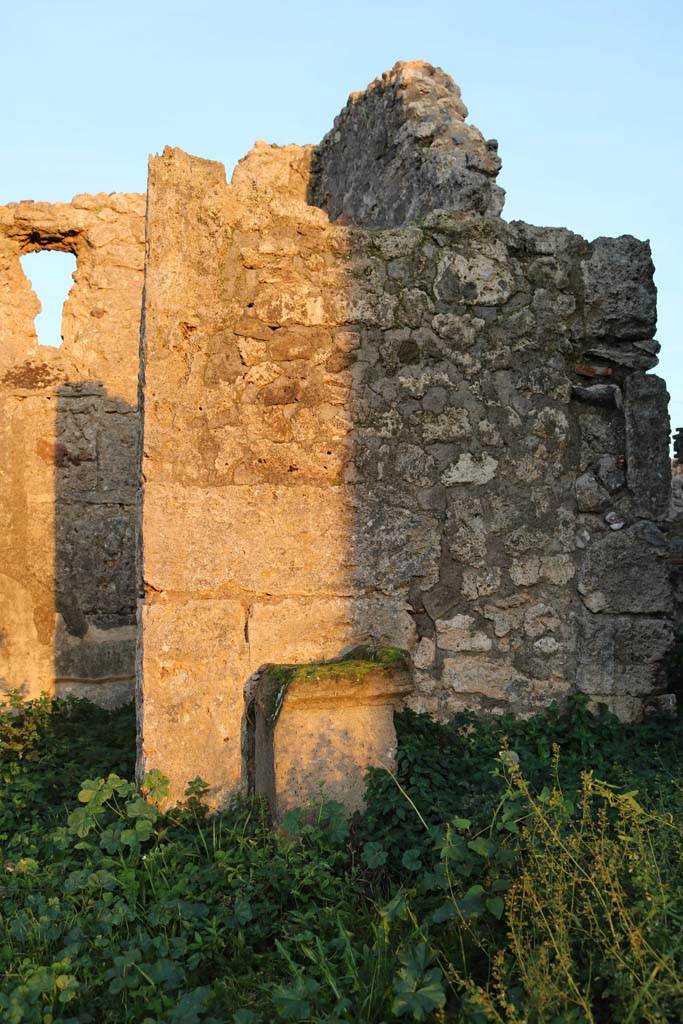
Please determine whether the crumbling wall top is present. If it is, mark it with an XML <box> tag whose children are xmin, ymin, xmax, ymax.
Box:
<box><xmin>309</xmin><ymin>60</ymin><xmax>504</xmax><ymax>228</ymax></box>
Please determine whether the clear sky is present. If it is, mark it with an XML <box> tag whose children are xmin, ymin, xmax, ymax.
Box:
<box><xmin>3</xmin><ymin>0</ymin><xmax>681</xmax><ymax>433</ymax></box>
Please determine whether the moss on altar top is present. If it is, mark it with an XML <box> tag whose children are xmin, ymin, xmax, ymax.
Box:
<box><xmin>259</xmin><ymin>645</ymin><xmax>408</xmax><ymax>724</ymax></box>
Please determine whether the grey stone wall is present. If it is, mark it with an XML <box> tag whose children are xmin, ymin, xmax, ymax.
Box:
<box><xmin>310</xmin><ymin>61</ymin><xmax>504</xmax><ymax>227</ymax></box>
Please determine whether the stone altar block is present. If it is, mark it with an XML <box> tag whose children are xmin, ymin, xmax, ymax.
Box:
<box><xmin>250</xmin><ymin>649</ymin><xmax>413</xmax><ymax>818</ymax></box>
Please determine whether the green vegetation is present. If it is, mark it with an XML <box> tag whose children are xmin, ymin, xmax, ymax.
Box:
<box><xmin>1</xmin><ymin>690</ymin><xmax>682</xmax><ymax>1023</ymax></box>
<box><xmin>261</xmin><ymin>646</ymin><xmax>407</xmax><ymax>722</ymax></box>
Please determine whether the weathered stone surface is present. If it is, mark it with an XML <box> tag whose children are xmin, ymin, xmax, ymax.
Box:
<box><xmin>137</xmin><ymin>599</ymin><xmax>249</xmax><ymax>808</ymax></box>
<box><xmin>585</xmin><ymin>339</ymin><xmax>660</xmax><ymax>371</ymax></box>
<box><xmin>442</xmin><ymin>655</ymin><xmax>529</xmax><ymax>704</ymax></box>
<box><xmin>55</xmin><ymin>621</ymin><xmax>136</xmax><ymax>685</ymax></box>
<box><xmin>582</xmin><ymin>236</ymin><xmax>657</xmax><ymax>340</ymax></box>
<box><xmin>575</xmin><ymin>471</ymin><xmax>609</xmax><ymax>512</ymax></box>
<box><xmin>441</xmin><ymin>453</ymin><xmax>498</xmax><ymax>486</ymax></box>
<box><xmin>572</xmin><ymin>384</ymin><xmax>623</xmax><ymax>407</ymax></box>
<box><xmin>594</xmin><ymin>454</ymin><xmax>626</xmax><ymax>493</ymax></box>
<box><xmin>56</xmin><ymin>679</ymin><xmax>134</xmax><ymax>708</ymax></box>
<box><xmin>624</xmin><ymin>373</ymin><xmax>671</xmax><ymax>518</ymax></box>
<box><xmin>436</xmin><ymin>613</ymin><xmax>492</xmax><ymax>652</ymax></box>
<box><xmin>0</xmin><ymin>59</ymin><xmax>674</xmax><ymax>814</ymax></box>
<box><xmin>246</xmin><ymin>596</ymin><xmax>417</xmax><ymax>670</ymax></box>
<box><xmin>576</xmin><ymin>610</ymin><xmax>673</xmax><ymax>696</ymax></box>
<box><xmin>310</xmin><ymin>61</ymin><xmax>504</xmax><ymax>227</ymax></box>
<box><xmin>0</xmin><ymin>195</ymin><xmax>144</xmax><ymax>703</ymax></box>
<box><xmin>577</xmin><ymin>523</ymin><xmax>672</xmax><ymax>615</ymax></box>
<box><xmin>251</xmin><ymin>653</ymin><xmax>412</xmax><ymax>817</ymax></box>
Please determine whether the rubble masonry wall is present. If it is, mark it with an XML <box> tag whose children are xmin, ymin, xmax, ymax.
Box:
<box><xmin>0</xmin><ymin>194</ymin><xmax>144</xmax><ymax>706</ymax></box>
<box><xmin>138</xmin><ymin>68</ymin><xmax>672</xmax><ymax>803</ymax></box>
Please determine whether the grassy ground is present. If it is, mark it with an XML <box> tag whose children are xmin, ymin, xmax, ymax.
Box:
<box><xmin>1</xmin><ymin>690</ymin><xmax>681</xmax><ymax>1023</ymax></box>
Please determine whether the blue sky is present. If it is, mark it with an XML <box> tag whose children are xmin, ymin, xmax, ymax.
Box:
<box><xmin>4</xmin><ymin>0</ymin><xmax>681</xmax><ymax>432</ymax></box>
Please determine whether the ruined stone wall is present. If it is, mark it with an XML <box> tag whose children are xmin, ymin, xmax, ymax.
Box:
<box><xmin>0</xmin><ymin>195</ymin><xmax>144</xmax><ymax>705</ymax></box>
<box><xmin>138</xmin><ymin>63</ymin><xmax>672</xmax><ymax>805</ymax></box>
<box><xmin>310</xmin><ymin>61</ymin><xmax>504</xmax><ymax>226</ymax></box>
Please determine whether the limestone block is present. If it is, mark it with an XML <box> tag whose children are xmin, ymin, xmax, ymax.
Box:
<box><xmin>446</xmin><ymin>496</ymin><xmax>487</xmax><ymax>567</ymax></box>
<box><xmin>585</xmin><ymin>339</ymin><xmax>660</xmax><ymax>371</ymax></box>
<box><xmin>588</xmin><ymin>695</ymin><xmax>645</xmax><ymax>723</ymax></box>
<box><xmin>55</xmin><ymin>620</ymin><xmax>136</xmax><ymax>687</ymax></box>
<box><xmin>97</xmin><ymin>410</ymin><xmax>139</xmax><ymax>499</ymax></box>
<box><xmin>577</xmin><ymin>522</ymin><xmax>672</xmax><ymax>615</ymax></box>
<box><xmin>143</xmin><ymin>482</ymin><xmax>349</xmax><ymax>596</ymax></box>
<box><xmin>461</xmin><ymin>567</ymin><xmax>501</xmax><ymax>600</ymax></box>
<box><xmin>576</xmin><ymin>610</ymin><xmax>673</xmax><ymax>696</ymax></box>
<box><xmin>434</xmin><ymin>253</ymin><xmax>513</xmax><ymax>307</ymax></box>
<box><xmin>351</xmin><ymin>502</ymin><xmax>441</xmax><ymax>591</ymax></box>
<box><xmin>624</xmin><ymin>373</ymin><xmax>671</xmax><ymax>519</ymax></box>
<box><xmin>442</xmin><ymin>655</ymin><xmax>531</xmax><ymax>705</ymax></box>
<box><xmin>441</xmin><ymin>452</ymin><xmax>498</xmax><ymax>486</ymax></box>
<box><xmin>413</xmin><ymin>637</ymin><xmax>435</xmax><ymax>670</ymax></box>
<box><xmin>55</xmin><ymin>679</ymin><xmax>134</xmax><ymax>708</ymax></box>
<box><xmin>582</xmin><ymin>236</ymin><xmax>656</xmax><ymax>340</ymax></box>
<box><xmin>594</xmin><ymin>454</ymin><xmax>626</xmax><ymax>493</ymax></box>
<box><xmin>247</xmin><ymin>595</ymin><xmax>416</xmax><ymax>670</ymax></box>
<box><xmin>138</xmin><ymin>598</ymin><xmax>249</xmax><ymax>808</ymax></box>
<box><xmin>575</xmin><ymin>471</ymin><xmax>609</xmax><ymax>512</ymax></box>
<box><xmin>436</xmin><ymin>613</ymin><xmax>492</xmax><ymax>652</ymax></box>
<box><xmin>56</xmin><ymin>500</ymin><xmax>136</xmax><ymax>627</ymax></box>
<box><xmin>251</xmin><ymin>650</ymin><xmax>412</xmax><ymax>818</ymax></box>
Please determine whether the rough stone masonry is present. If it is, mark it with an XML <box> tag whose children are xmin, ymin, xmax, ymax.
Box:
<box><xmin>0</xmin><ymin>60</ymin><xmax>675</xmax><ymax>809</ymax></box>
<box><xmin>0</xmin><ymin>195</ymin><xmax>144</xmax><ymax>706</ymax></box>
<box><xmin>137</xmin><ymin>61</ymin><xmax>674</xmax><ymax>806</ymax></box>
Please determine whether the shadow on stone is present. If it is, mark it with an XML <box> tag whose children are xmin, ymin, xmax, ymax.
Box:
<box><xmin>54</xmin><ymin>382</ymin><xmax>138</xmax><ymax>708</ymax></box>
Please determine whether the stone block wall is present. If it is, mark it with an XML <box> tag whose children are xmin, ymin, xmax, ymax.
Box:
<box><xmin>137</xmin><ymin>63</ymin><xmax>673</xmax><ymax>805</ymax></box>
<box><xmin>0</xmin><ymin>195</ymin><xmax>144</xmax><ymax>705</ymax></box>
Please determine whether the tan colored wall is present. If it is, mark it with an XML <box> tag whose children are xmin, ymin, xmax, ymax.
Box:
<box><xmin>137</xmin><ymin>145</ymin><xmax>390</xmax><ymax>805</ymax></box>
<box><xmin>0</xmin><ymin>194</ymin><xmax>144</xmax><ymax>705</ymax></box>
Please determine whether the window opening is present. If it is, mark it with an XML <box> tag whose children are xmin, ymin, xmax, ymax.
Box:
<box><xmin>20</xmin><ymin>250</ymin><xmax>77</xmax><ymax>348</ymax></box>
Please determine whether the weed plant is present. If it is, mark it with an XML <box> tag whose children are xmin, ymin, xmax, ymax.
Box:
<box><xmin>1</xmin><ymin>691</ymin><xmax>681</xmax><ymax>1023</ymax></box>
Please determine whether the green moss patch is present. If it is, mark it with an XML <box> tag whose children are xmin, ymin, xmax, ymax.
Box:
<box><xmin>259</xmin><ymin>645</ymin><xmax>408</xmax><ymax>724</ymax></box>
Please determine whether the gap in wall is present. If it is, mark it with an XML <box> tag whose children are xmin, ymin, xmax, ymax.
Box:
<box><xmin>20</xmin><ymin>250</ymin><xmax>77</xmax><ymax>348</ymax></box>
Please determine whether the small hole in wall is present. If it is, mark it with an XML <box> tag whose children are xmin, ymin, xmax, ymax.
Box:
<box><xmin>20</xmin><ymin>250</ymin><xmax>77</xmax><ymax>348</ymax></box>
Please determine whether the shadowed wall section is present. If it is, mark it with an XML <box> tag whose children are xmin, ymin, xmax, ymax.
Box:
<box><xmin>0</xmin><ymin>195</ymin><xmax>144</xmax><ymax>704</ymax></box>
<box><xmin>138</xmin><ymin>63</ymin><xmax>673</xmax><ymax>807</ymax></box>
